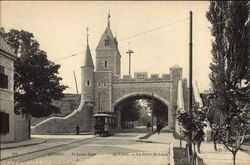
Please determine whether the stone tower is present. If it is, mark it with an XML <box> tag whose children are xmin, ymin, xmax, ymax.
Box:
<box><xmin>81</xmin><ymin>29</ymin><xmax>95</xmax><ymax>103</ymax></box>
<box><xmin>95</xmin><ymin>15</ymin><xmax>121</xmax><ymax>76</ymax></box>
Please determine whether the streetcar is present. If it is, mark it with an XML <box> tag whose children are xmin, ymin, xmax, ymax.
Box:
<box><xmin>93</xmin><ymin>112</ymin><xmax>117</xmax><ymax>136</ymax></box>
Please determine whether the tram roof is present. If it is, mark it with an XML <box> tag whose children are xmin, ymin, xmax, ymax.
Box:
<box><xmin>93</xmin><ymin>113</ymin><xmax>116</xmax><ymax>117</ymax></box>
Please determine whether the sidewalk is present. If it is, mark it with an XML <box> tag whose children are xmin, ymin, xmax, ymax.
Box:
<box><xmin>0</xmin><ymin>138</ymin><xmax>46</xmax><ymax>150</ymax></box>
<box><xmin>138</xmin><ymin>127</ymin><xmax>250</xmax><ymax>165</ymax></box>
<box><xmin>0</xmin><ymin>132</ymin><xmax>93</xmax><ymax>150</ymax></box>
<box><xmin>198</xmin><ymin>142</ymin><xmax>250</xmax><ymax>165</ymax></box>
<box><xmin>0</xmin><ymin>134</ymin><xmax>94</xmax><ymax>161</ymax></box>
<box><xmin>137</xmin><ymin>126</ymin><xmax>183</xmax><ymax>165</ymax></box>
<box><xmin>137</xmin><ymin>127</ymin><xmax>186</xmax><ymax>148</ymax></box>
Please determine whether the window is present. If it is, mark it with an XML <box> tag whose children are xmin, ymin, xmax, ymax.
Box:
<box><xmin>0</xmin><ymin>65</ymin><xmax>4</xmax><ymax>74</ymax></box>
<box><xmin>0</xmin><ymin>112</ymin><xmax>9</xmax><ymax>134</ymax></box>
<box><xmin>103</xmin><ymin>82</ymin><xmax>107</xmax><ymax>87</ymax></box>
<box><xmin>0</xmin><ymin>65</ymin><xmax>8</xmax><ymax>89</ymax></box>
<box><xmin>104</xmin><ymin>61</ymin><xmax>108</xmax><ymax>68</ymax></box>
<box><xmin>98</xmin><ymin>82</ymin><xmax>101</xmax><ymax>87</ymax></box>
<box><xmin>87</xmin><ymin>80</ymin><xmax>90</xmax><ymax>86</ymax></box>
<box><xmin>105</xmin><ymin>39</ymin><xmax>109</xmax><ymax>46</ymax></box>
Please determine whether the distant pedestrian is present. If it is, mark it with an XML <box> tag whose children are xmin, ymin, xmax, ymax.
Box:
<box><xmin>156</xmin><ymin>122</ymin><xmax>162</xmax><ymax>134</ymax></box>
<box><xmin>76</xmin><ymin>124</ymin><xmax>80</xmax><ymax>135</ymax></box>
<box><xmin>146</xmin><ymin>122</ymin><xmax>151</xmax><ymax>131</ymax></box>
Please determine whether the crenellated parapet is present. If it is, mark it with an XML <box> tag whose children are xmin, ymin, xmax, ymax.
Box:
<box><xmin>112</xmin><ymin>72</ymin><xmax>171</xmax><ymax>83</ymax></box>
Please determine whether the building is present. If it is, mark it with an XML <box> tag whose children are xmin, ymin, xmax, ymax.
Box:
<box><xmin>32</xmin><ymin>15</ymin><xmax>188</xmax><ymax>134</ymax></box>
<box><xmin>0</xmin><ymin>35</ymin><xmax>29</xmax><ymax>142</ymax></box>
<box><xmin>0</xmin><ymin>35</ymin><xmax>18</xmax><ymax>142</ymax></box>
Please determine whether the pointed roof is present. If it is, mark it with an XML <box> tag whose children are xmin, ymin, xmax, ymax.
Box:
<box><xmin>0</xmin><ymin>35</ymin><xmax>17</xmax><ymax>58</ymax></box>
<box><xmin>96</xmin><ymin>25</ymin><xmax>118</xmax><ymax>50</ymax></box>
<box><xmin>82</xmin><ymin>42</ymin><xmax>94</xmax><ymax>68</ymax></box>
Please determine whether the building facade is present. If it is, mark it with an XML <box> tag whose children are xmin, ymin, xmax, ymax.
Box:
<box><xmin>0</xmin><ymin>35</ymin><xmax>17</xmax><ymax>142</ymax></box>
<box><xmin>32</xmin><ymin>16</ymin><xmax>188</xmax><ymax>134</ymax></box>
<box><xmin>0</xmin><ymin>35</ymin><xmax>29</xmax><ymax>142</ymax></box>
<box><xmin>81</xmin><ymin>18</ymin><xmax>185</xmax><ymax>131</ymax></box>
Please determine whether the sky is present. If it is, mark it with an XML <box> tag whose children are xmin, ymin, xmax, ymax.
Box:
<box><xmin>1</xmin><ymin>1</ymin><xmax>212</xmax><ymax>93</ymax></box>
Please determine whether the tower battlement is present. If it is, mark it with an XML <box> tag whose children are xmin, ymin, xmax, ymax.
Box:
<box><xmin>112</xmin><ymin>73</ymin><xmax>171</xmax><ymax>83</ymax></box>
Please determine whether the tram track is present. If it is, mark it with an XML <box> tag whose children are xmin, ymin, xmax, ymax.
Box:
<box><xmin>1</xmin><ymin>136</ymin><xmax>101</xmax><ymax>163</ymax></box>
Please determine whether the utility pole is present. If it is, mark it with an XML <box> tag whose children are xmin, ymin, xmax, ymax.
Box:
<box><xmin>126</xmin><ymin>49</ymin><xmax>134</xmax><ymax>75</ymax></box>
<box><xmin>188</xmin><ymin>10</ymin><xmax>193</xmax><ymax>157</ymax></box>
<box><xmin>73</xmin><ymin>71</ymin><xmax>79</xmax><ymax>94</ymax></box>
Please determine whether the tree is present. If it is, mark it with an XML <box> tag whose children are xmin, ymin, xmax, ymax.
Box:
<box><xmin>1</xmin><ymin>28</ymin><xmax>67</xmax><ymax>117</ymax></box>
<box><xmin>176</xmin><ymin>103</ymin><xmax>207</xmax><ymax>164</ymax></box>
<box><xmin>120</xmin><ymin>99</ymin><xmax>141</xmax><ymax>128</ymax></box>
<box><xmin>206</xmin><ymin>1</ymin><xmax>249</xmax><ymax>164</ymax></box>
<box><xmin>137</xmin><ymin>99</ymin><xmax>168</xmax><ymax>125</ymax></box>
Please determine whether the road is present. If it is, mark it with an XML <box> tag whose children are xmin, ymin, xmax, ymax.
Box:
<box><xmin>1</xmin><ymin>127</ymin><xmax>171</xmax><ymax>165</ymax></box>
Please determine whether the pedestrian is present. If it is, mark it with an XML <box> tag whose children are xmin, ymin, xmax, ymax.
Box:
<box><xmin>194</xmin><ymin>129</ymin><xmax>205</xmax><ymax>153</ymax></box>
<box><xmin>157</xmin><ymin>122</ymin><xmax>161</xmax><ymax>134</ymax></box>
<box><xmin>146</xmin><ymin>122</ymin><xmax>151</xmax><ymax>131</ymax></box>
<box><xmin>76</xmin><ymin>124</ymin><xmax>80</xmax><ymax>135</ymax></box>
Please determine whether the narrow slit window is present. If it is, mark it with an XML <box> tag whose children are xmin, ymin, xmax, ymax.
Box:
<box><xmin>104</xmin><ymin>61</ymin><xmax>108</xmax><ymax>68</ymax></box>
<box><xmin>87</xmin><ymin>80</ymin><xmax>90</xmax><ymax>86</ymax></box>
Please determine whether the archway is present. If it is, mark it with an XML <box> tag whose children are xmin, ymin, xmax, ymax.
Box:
<box><xmin>113</xmin><ymin>92</ymin><xmax>169</xmax><ymax>131</ymax></box>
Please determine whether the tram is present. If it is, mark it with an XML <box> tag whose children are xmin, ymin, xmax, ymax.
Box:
<box><xmin>93</xmin><ymin>112</ymin><xmax>117</xmax><ymax>136</ymax></box>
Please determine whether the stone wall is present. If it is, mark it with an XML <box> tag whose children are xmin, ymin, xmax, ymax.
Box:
<box><xmin>32</xmin><ymin>102</ymin><xmax>93</xmax><ymax>134</ymax></box>
<box><xmin>94</xmin><ymin>71</ymin><xmax>112</xmax><ymax>113</ymax></box>
<box><xmin>169</xmin><ymin>67</ymin><xmax>182</xmax><ymax>130</ymax></box>
<box><xmin>112</xmin><ymin>81</ymin><xmax>172</xmax><ymax>128</ymax></box>
<box><xmin>31</xmin><ymin>94</ymin><xmax>80</xmax><ymax>126</ymax></box>
<box><xmin>14</xmin><ymin>115</ymin><xmax>29</xmax><ymax>142</ymax></box>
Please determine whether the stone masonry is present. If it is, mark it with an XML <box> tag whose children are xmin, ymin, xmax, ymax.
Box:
<box><xmin>32</xmin><ymin>16</ymin><xmax>187</xmax><ymax>134</ymax></box>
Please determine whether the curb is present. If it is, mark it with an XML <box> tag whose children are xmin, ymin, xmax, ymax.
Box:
<box><xmin>169</xmin><ymin>143</ymin><xmax>175</xmax><ymax>165</ymax></box>
<box><xmin>0</xmin><ymin>139</ymin><xmax>47</xmax><ymax>150</ymax></box>
<box><xmin>136</xmin><ymin>139</ymin><xmax>154</xmax><ymax>143</ymax></box>
<box><xmin>0</xmin><ymin>136</ymin><xmax>96</xmax><ymax>161</ymax></box>
<box><xmin>136</xmin><ymin>139</ymin><xmax>171</xmax><ymax>145</ymax></box>
<box><xmin>32</xmin><ymin>132</ymin><xmax>94</xmax><ymax>135</ymax></box>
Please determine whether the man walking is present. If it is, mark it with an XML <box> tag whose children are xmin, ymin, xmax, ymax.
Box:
<box><xmin>146</xmin><ymin>122</ymin><xmax>151</xmax><ymax>131</ymax></box>
<box><xmin>76</xmin><ymin>124</ymin><xmax>80</xmax><ymax>135</ymax></box>
<box><xmin>156</xmin><ymin>122</ymin><xmax>161</xmax><ymax>134</ymax></box>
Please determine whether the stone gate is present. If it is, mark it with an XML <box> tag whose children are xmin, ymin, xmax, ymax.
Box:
<box><xmin>32</xmin><ymin>16</ymin><xmax>187</xmax><ymax>134</ymax></box>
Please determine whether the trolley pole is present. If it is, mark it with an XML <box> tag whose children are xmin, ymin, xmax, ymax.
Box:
<box><xmin>73</xmin><ymin>71</ymin><xmax>79</xmax><ymax>94</ymax></box>
<box><xmin>126</xmin><ymin>49</ymin><xmax>134</xmax><ymax>75</ymax></box>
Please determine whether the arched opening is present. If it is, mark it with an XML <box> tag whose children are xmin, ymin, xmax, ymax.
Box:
<box><xmin>114</xmin><ymin>93</ymin><xmax>169</xmax><ymax>132</ymax></box>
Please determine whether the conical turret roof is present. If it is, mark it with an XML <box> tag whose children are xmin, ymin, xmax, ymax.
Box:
<box><xmin>96</xmin><ymin>25</ymin><xmax>118</xmax><ymax>50</ymax></box>
<box><xmin>82</xmin><ymin>42</ymin><xmax>94</xmax><ymax>68</ymax></box>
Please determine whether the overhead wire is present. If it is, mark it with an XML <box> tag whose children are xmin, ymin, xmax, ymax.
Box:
<box><xmin>53</xmin><ymin>17</ymin><xmax>189</xmax><ymax>62</ymax></box>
